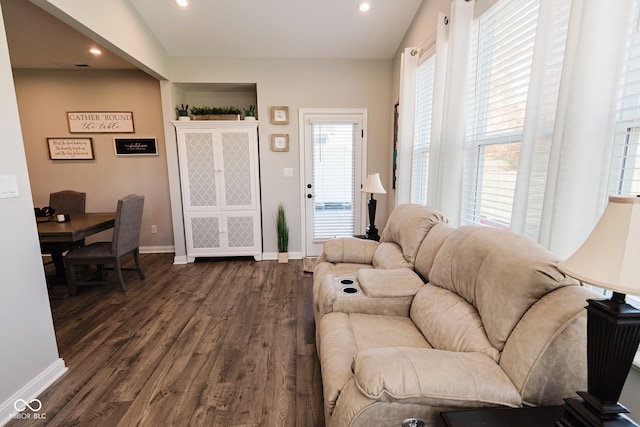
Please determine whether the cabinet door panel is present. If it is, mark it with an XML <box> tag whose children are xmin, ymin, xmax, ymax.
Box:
<box><xmin>227</xmin><ymin>214</ymin><xmax>257</xmax><ymax>248</ymax></box>
<box><xmin>183</xmin><ymin>131</ymin><xmax>219</xmax><ymax>209</ymax></box>
<box><xmin>189</xmin><ymin>216</ymin><xmax>221</xmax><ymax>249</ymax></box>
<box><xmin>220</xmin><ymin>130</ymin><xmax>256</xmax><ymax>209</ymax></box>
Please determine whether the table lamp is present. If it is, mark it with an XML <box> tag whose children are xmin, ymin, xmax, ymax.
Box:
<box><xmin>361</xmin><ymin>172</ymin><xmax>386</xmax><ymax>241</ymax></box>
<box><xmin>557</xmin><ymin>195</ymin><xmax>640</xmax><ymax>427</ymax></box>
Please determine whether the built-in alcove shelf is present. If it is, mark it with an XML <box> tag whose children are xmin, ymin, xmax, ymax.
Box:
<box><xmin>173</xmin><ymin>82</ymin><xmax>258</xmax><ymax>120</ymax></box>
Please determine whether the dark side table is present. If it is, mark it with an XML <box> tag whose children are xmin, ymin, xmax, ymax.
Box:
<box><xmin>441</xmin><ymin>405</ymin><xmax>564</xmax><ymax>427</ymax></box>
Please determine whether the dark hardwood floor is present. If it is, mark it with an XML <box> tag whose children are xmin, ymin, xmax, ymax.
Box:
<box><xmin>8</xmin><ymin>254</ymin><xmax>324</xmax><ymax>427</ymax></box>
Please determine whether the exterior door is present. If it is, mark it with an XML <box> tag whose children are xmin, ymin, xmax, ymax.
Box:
<box><xmin>300</xmin><ymin>110</ymin><xmax>367</xmax><ymax>257</ymax></box>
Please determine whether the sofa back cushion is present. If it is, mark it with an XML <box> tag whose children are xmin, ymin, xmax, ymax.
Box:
<box><xmin>380</xmin><ymin>204</ymin><xmax>447</xmax><ymax>266</ymax></box>
<box><xmin>413</xmin><ymin>222</ymin><xmax>455</xmax><ymax>282</ymax></box>
<box><xmin>410</xmin><ymin>285</ymin><xmax>500</xmax><ymax>362</ymax></box>
<box><xmin>372</xmin><ymin>242</ymin><xmax>412</xmax><ymax>269</ymax></box>
<box><xmin>428</xmin><ymin>226</ymin><xmax>577</xmax><ymax>352</ymax></box>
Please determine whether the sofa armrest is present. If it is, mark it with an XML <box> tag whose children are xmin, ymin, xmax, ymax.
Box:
<box><xmin>321</xmin><ymin>237</ymin><xmax>379</xmax><ymax>264</ymax></box>
<box><xmin>353</xmin><ymin>347</ymin><xmax>522</xmax><ymax>408</ymax></box>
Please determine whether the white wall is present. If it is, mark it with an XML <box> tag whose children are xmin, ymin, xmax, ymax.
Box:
<box><xmin>0</xmin><ymin>4</ymin><xmax>65</xmax><ymax>423</ymax></box>
<box><xmin>168</xmin><ymin>57</ymin><xmax>395</xmax><ymax>256</ymax></box>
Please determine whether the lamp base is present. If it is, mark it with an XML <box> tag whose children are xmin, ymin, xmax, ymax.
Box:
<box><xmin>557</xmin><ymin>396</ymin><xmax>636</xmax><ymax>427</ymax></box>
<box><xmin>556</xmin><ymin>294</ymin><xmax>640</xmax><ymax>427</ymax></box>
<box><xmin>365</xmin><ymin>225</ymin><xmax>380</xmax><ymax>241</ymax></box>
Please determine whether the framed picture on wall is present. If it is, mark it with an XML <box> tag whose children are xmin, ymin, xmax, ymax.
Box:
<box><xmin>271</xmin><ymin>134</ymin><xmax>289</xmax><ymax>152</ymax></box>
<box><xmin>270</xmin><ymin>106</ymin><xmax>289</xmax><ymax>125</ymax></box>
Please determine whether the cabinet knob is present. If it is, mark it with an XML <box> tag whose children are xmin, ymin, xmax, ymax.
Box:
<box><xmin>307</xmin><ymin>194</ymin><xmax>312</xmax><ymax>199</ymax></box>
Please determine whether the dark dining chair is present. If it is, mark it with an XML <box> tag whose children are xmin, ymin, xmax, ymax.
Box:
<box><xmin>42</xmin><ymin>190</ymin><xmax>87</xmax><ymax>271</ymax></box>
<box><xmin>64</xmin><ymin>194</ymin><xmax>145</xmax><ymax>295</ymax></box>
<box><xmin>49</xmin><ymin>190</ymin><xmax>86</xmax><ymax>214</ymax></box>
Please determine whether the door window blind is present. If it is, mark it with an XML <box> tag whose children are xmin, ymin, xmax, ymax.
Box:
<box><xmin>311</xmin><ymin>122</ymin><xmax>357</xmax><ymax>239</ymax></box>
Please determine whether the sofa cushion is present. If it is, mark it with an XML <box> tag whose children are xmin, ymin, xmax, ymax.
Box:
<box><xmin>428</xmin><ymin>226</ymin><xmax>577</xmax><ymax>351</ymax></box>
<box><xmin>318</xmin><ymin>312</ymin><xmax>431</xmax><ymax>413</ymax></box>
<box><xmin>372</xmin><ymin>242</ymin><xmax>411</xmax><ymax>269</ymax></box>
<box><xmin>353</xmin><ymin>348</ymin><xmax>522</xmax><ymax>407</ymax></box>
<box><xmin>380</xmin><ymin>204</ymin><xmax>447</xmax><ymax>266</ymax></box>
<box><xmin>357</xmin><ymin>268</ymin><xmax>423</xmax><ymax>297</ymax></box>
<box><xmin>410</xmin><ymin>285</ymin><xmax>500</xmax><ymax>362</ymax></box>
<box><xmin>321</xmin><ymin>237</ymin><xmax>379</xmax><ymax>265</ymax></box>
<box><xmin>413</xmin><ymin>222</ymin><xmax>455</xmax><ymax>282</ymax></box>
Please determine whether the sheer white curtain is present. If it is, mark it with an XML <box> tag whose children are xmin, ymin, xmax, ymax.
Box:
<box><xmin>396</xmin><ymin>48</ymin><xmax>418</xmax><ymax>205</ymax></box>
<box><xmin>433</xmin><ymin>0</ymin><xmax>475</xmax><ymax>225</ymax></box>
<box><xmin>540</xmin><ymin>0</ymin><xmax>634</xmax><ymax>257</ymax></box>
<box><xmin>426</xmin><ymin>13</ymin><xmax>450</xmax><ymax>207</ymax></box>
<box><xmin>510</xmin><ymin>0</ymin><xmax>572</xmax><ymax>239</ymax></box>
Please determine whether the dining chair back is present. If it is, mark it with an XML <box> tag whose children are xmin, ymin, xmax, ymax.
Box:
<box><xmin>49</xmin><ymin>190</ymin><xmax>86</xmax><ymax>214</ymax></box>
<box><xmin>64</xmin><ymin>194</ymin><xmax>145</xmax><ymax>295</ymax></box>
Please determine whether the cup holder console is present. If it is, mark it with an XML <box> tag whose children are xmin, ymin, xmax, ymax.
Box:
<box><xmin>338</xmin><ymin>278</ymin><xmax>359</xmax><ymax>295</ymax></box>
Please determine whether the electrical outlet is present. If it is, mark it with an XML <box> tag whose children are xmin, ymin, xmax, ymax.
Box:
<box><xmin>284</xmin><ymin>167</ymin><xmax>293</xmax><ymax>177</ymax></box>
<box><xmin>151</xmin><ymin>225</ymin><xmax>158</xmax><ymax>234</ymax></box>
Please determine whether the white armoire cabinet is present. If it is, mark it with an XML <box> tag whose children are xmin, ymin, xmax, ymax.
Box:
<box><xmin>173</xmin><ymin>121</ymin><xmax>262</xmax><ymax>262</ymax></box>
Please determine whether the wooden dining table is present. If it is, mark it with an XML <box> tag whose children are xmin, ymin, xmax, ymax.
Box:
<box><xmin>38</xmin><ymin>212</ymin><xmax>116</xmax><ymax>275</ymax></box>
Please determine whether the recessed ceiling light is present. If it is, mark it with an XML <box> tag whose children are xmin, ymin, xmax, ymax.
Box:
<box><xmin>358</xmin><ymin>1</ymin><xmax>370</xmax><ymax>12</ymax></box>
<box><xmin>89</xmin><ymin>48</ymin><xmax>102</xmax><ymax>55</ymax></box>
<box><xmin>176</xmin><ymin>0</ymin><xmax>188</xmax><ymax>7</ymax></box>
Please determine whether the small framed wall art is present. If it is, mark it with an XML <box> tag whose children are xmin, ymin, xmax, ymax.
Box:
<box><xmin>47</xmin><ymin>137</ymin><xmax>94</xmax><ymax>160</ymax></box>
<box><xmin>271</xmin><ymin>134</ymin><xmax>289</xmax><ymax>152</ymax></box>
<box><xmin>113</xmin><ymin>137</ymin><xmax>158</xmax><ymax>156</ymax></box>
<box><xmin>270</xmin><ymin>106</ymin><xmax>289</xmax><ymax>125</ymax></box>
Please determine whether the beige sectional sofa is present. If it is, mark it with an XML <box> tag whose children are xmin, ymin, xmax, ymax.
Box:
<box><xmin>313</xmin><ymin>204</ymin><xmax>597</xmax><ymax>427</ymax></box>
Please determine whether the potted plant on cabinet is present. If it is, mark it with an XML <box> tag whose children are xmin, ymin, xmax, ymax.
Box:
<box><xmin>243</xmin><ymin>105</ymin><xmax>256</xmax><ymax>121</ymax></box>
<box><xmin>176</xmin><ymin>104</ymin><xmax>190</xmax><ymax>121</ymax></box>
<box><xmin>276</xmin><ymin>203</ymin><xmax>289</xmax><ymax>263</ymax></box>
<box><xmin>190</xmin><ymin>106</ymin><xmax>241</xmax><ymax>120</ymax></box>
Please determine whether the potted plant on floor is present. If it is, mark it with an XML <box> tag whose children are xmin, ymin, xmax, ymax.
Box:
<box><xmin>277</xmin><ymin>203</ymin><xmax>289</xmax><ymax>263</ymax></box>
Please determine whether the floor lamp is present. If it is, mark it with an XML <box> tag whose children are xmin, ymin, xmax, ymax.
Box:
<box><xmin>361</xmin><ymin>172</ymin><xmax>386</xmax><ymax>241</ymax></box>
<box><xmin>557</xmin><ymin>195</ymin><xmax>640</xmax><ymax>427</ymax></box>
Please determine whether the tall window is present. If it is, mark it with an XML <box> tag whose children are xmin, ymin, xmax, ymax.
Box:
<box><xmin>462</xmin><ymin>0</ymin><xmax>539</xmax><ymax>229</ymax></box>
<box><xmin>410</xmin><ymin>54</ymin><xmax>436</xmax><ymax>205</ymax></box>
<box><xmin>609</xmin><ymin>0</ymin><xmax>640</xmax><ymax>196</ymax></box>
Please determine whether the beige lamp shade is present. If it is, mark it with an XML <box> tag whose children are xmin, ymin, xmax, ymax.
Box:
<box><xmin>361</xmin><ymin>173</ymin><xmax>387</xmax><ymax>194</ymax></box>
<box><xmin>558</xmin><ymin>195</ymin><xmax>640</xmax><ymax>295</ymax></box>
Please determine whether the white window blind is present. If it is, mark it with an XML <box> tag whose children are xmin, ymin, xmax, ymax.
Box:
<box><xmin>609</xmin><ymin>0</ymin><xmax>640</xmax><ymax>197</ymax></box>
<box><xmin>410</xmin><ymin>54</ymin><xmax>436</xmax><ymax>205</ymax></box>
<box><xmin>311</xmin><ymin>122</ymin><xmax>357</xmax><ymax>239</ymax></box>
<box><xmin>462</xmin><ymin>0</ymin><xmax>539</xmax><ymax>229</ymax></box>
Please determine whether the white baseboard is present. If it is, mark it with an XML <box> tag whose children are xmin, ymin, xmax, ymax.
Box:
<box><xmin>262</xmin><ymin>251</ymin><xmax>304</xmax><ymax>261</ymax></box>
<box><xmin>139</xmin><ymin>245</ymin><xmax>175</xmax><ymax>254</ymax></box>
<box><xmin>0</xmin><ymin>358</ymin><xmax>67</xmax><ymax>426</ymax></box>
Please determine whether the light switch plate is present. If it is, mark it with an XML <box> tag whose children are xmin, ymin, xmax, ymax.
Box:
<box><xmin>0</xmin><ymin>175</ymin><xmax>19</xmax><ymax>199</ymax></box>
<box><xmin>284</xmin><ymin>167</ymin><xmax>293</xmax><ymax>177</ymax></box>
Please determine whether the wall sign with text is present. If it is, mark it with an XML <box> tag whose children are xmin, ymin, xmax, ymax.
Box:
<box><xmin>67</xmin><ymin>111</ymin><xmax>134</xmax><ymax>133</ymax></box>
<box><xmin>47</xmin><ymin>138</ymin><xmax>94</xmax><ymax>160</ymax></box>
<box><xmin>113</xmin><ymin>138</ymin><xmax>158</xmax><ymax>156</ymax></box>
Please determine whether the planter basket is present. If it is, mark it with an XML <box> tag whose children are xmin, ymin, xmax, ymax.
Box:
<box><xmin>191</xmin><ymin>114</ymin><xmax>239</xmax><ymax>121</ymax></box>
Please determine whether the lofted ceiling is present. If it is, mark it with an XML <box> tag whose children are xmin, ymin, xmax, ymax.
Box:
<box><xmin>1</xmin><ymin>0</ymin><xmax>423</xmax><ymax>72</ymax></box>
